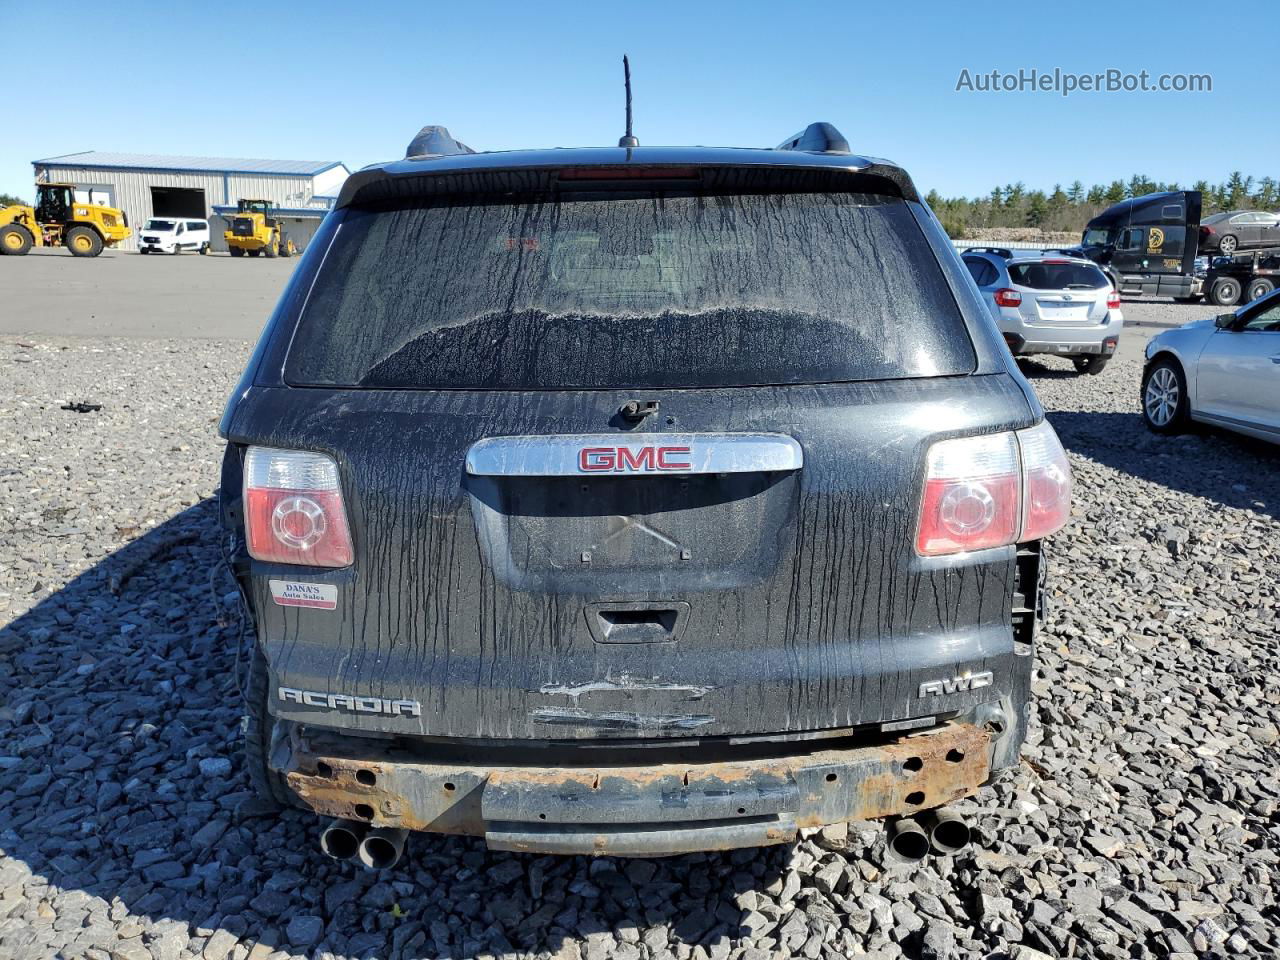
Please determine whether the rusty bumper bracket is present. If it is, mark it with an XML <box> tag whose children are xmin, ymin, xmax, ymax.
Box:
<box><xmin>280</xmin><ymin>722</ymin><xmax>990</xmax><ymax>856</ymax></box>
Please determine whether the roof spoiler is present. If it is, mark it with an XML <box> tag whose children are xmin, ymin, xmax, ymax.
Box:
<box><xmin>776</xmin><ymin>122</ymin><xmax>850</xmax><ymax>154</ymax></box>
<box><xmin>405</xmin><ymin>125</ymin><xmax>476</xmax><ymax>159</ymax></box>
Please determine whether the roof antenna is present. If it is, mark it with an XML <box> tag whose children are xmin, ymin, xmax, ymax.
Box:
<box><xmin>618</xmin><ymin>55</ymin><xmax>639</xmax><ymax>148</ymax></box>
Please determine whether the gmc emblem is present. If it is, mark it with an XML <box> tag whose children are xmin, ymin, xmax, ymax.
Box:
<box><xmin>579</xmin><ymin>445</ymin><xmax>692</xmax><ymax>473</ymax></box>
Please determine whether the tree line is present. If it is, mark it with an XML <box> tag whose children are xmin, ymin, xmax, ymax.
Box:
<box><xmin>927</xmin><ymin>172</ymin><xmax>1279</xmax><ymax>238</ymax></box>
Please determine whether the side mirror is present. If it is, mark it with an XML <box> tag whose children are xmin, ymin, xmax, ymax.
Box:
<box><xmin>1214</xmin><ymin>313</ymin><xmax>1237</xmax><ymax>329</ymax></box>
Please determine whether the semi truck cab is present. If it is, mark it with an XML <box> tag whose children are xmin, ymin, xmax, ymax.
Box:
<box><xmin>1079</xmin><ymin>190</ymin><xmax>1203</xmax><ymax>300</ymax></box>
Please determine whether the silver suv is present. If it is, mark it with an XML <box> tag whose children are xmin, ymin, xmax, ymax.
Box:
<box><xmin>963</xmin><ymin>251</ymin><xmax>1123</xmax><ymax>375</ymax></box>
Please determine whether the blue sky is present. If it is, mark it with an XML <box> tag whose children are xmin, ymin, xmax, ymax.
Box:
<box><xmin>3</xmin><ymin>0</ymin><xmax>1274</xmax><ymax>201</ymax></box>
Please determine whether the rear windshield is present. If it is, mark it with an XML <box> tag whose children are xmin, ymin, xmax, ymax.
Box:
<box><xmin>286</xmin><ymin>191</ymin><xmax>976</xmax><ymax>390</ymax></box>
<box><xmin>1008</xmin><ymin>262</ymin><xmax>1108</xmax><ymax>291</ymax></box>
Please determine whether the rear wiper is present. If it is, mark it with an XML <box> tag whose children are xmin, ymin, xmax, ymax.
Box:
<box><xmin>1064</xmin><ymin>284</ymin><xmax>1096</xmax><ymax>289</ymax></box>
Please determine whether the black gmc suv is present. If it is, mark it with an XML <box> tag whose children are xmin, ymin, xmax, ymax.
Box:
<box><xmin>218</xmin><ymin>123</ymin><xmax>1069</xmax><ymax>864</ymax></box>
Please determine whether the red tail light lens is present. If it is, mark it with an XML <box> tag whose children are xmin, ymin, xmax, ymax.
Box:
<box><xmin>244</xmin><ymin>446</ymin><xmax>354</xmax><ymax>567</ymax></box>
<box><xmin>1106</xmin><ymin>290</ymin><xmax>1121</xmax><ymax>309</ymax></box>
<box><xmin>916</xmin><ymin>423</ymin><xmax>1072</xmax><ymax>556</ymax></box>
<box><xmin>993</xmin><ymin>288</ymin><xmax>1022</xmax><ymax>308</ymax></box>
<box><xmin>1018</xmin><ymin>421</ymin><xmax>1072</xmax><ymax>541</ymax></box>
<box><xmin>917</xmin><ymin>433</ymin><xmax>1021</xmax><ymax>555</ymax></box>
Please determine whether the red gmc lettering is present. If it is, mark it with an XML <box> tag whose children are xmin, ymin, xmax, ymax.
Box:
<box><xmin>579</xmin><ymin>448</ymin><xmax>615</xmax><ymax>471</ymax></box>
<box><xmin>656</xmin><ymin>446</ymin><xmax>692</xmax><ymax>470</ymax></box>
<box><xmin>618</xmin><ymin>447</ymin><xmax>657</xmax><ymax>471</ymax></box>
<box><xmin>578</xmin><ymin>445</ymin><xmax>693</xmax><ymax>472</ymax></box>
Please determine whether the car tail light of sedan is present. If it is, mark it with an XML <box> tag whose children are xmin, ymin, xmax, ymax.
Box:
<box><xmin>1201</xmin><ymin>226</ymin><xmax>1216</xmax><ymax>236</ymax></box>
<box><xmin>993</xmin><ymin>288</ymin><xmax>1023</xmax><ymax>308</ymax></box>
<box><xmin>244</xmin><ymin>446</ymin><xmax>354</xmax><ymax>567</ymax></box>
<box><xmin>1106</xmin><ymin>290</ymin><xmax>1121</xmax><ymax>309</ymax></box>
<box><xmin>916</xmin><ymin>421</ymin><xmax>1071</xmax><ymax>556</ymax></box>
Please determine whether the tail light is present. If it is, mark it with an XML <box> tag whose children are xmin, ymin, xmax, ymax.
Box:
<box><xmin>1106</xmin><ymin>290</ymin><xmax>1121</xmax><ymax>309</ymax></box>
<box><xmin>916</xmin><ymin>422</ymin><xmax>1071</xmax><ymax>556</ymax></box>
<box><xmin>243</xmin><ymin>446</ymin><xmax>354</xmax><ymax>567</ymax></box>
<box><xmin>1016</xmin><ymin>422</ymin><xmax>1072</xmax><ymax>541</ymax></box>
<box><xmin>993</xmin><ymin>288</ymin><xmax>1022</xmax><ymax>308</ymax></box>
<box><xmin>1201</xmin><ymin>226</ymin><xmax>1215</xmax><ymax>235</ymax></box>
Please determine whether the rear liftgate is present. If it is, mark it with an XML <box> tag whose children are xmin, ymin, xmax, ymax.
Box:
<box><xmin>277</xmin><ymin>431</ymin><xmax>994</xmax><ymax>856</ymax></box>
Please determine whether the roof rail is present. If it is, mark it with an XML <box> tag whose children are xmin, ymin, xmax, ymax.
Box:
<box><xmin>775</xmin><ymin>122</ymin><xmax>850</xmax><ymax>154</ymax></box>
<box><xmin>405</xmin><ymin>125</ymin><xmax>476</xmax><ymax>159</ymax></box>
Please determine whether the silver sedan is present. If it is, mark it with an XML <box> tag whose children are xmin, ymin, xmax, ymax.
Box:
<box><xmin>1141</xmin><ymin>290</ymin><xmax>1280</xmax><ymax>442</ymax></box>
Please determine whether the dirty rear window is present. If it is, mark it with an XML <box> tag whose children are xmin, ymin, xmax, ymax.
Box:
<box><xmin>286</xmin><ymin>191</ymin><xmax>975</xmax><ymax>390</ymax></box>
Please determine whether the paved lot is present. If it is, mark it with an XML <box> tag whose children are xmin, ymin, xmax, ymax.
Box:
<box><xmin>0</xmin><ymin>264</ymin><xmax>1277</xmax><ymax>960</ymax></box>
<box><xmin>0</xmin><ymin>248</ymin><xmax>295</xmax><ymax>340</ymax></box>
<box><xmin>0</xmin><ymin>243</ymin><xmax>1208</xmax><ymax>348</ymax></box>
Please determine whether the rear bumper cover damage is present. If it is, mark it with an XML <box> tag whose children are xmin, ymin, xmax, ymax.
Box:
<box><xmin>277</xmin><ymin>721</ymin><xmax>993</xmax><ymax>856</ymax></box>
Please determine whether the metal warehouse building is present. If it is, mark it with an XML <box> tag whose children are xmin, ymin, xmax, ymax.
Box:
<box><xmin>31</xmin><ymin>152</ymin><xmax>349</xmax><ymax>252</ymax></box>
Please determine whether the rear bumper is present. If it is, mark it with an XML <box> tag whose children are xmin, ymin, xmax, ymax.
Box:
<box><xmin>275</xmin><ymin>719</ymin><xmax>998</xmax><ymax>856</ymax></box>
<box><xmin>998</xmin><ymin>308</ymin><xmax>1121</xmax><ymax>358</ymax></box>
<box><xmin>1006</xmin><ymin>336</ymin><xmax>1118</xmax><ymax>356</ymax></box>
<box><xmin>1002</xmin><ymin>311</ymin><xmax>1123</xmax><ymax>357</ymax></box>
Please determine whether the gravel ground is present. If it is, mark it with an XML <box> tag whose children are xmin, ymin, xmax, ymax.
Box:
<box><xmin>1</xmin><ymin>301</ymin><xmax>1277</xmax><ymax>960</ymax></box>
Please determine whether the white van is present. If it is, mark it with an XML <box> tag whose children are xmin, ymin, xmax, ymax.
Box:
<box><xmin>138</xmin><ymin>218</ymin><xmax>210</xmax><ymax>255</ymax></box>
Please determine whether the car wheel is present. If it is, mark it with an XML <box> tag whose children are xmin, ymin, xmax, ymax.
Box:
<box><xmin>1141</xmin><ymin>358</ymin><xmax>1190</xmax><ymax>434</ymax></box>
<box><xmin>138</xmin><ymin>247</ymin><xmax>149</xmax><ymax>255</ymax></box>
<box><xmin>1209</xmin><ymin>276</ymin><xmax>1242</xmax><ymax>306</ymax></box>
<box><xmin>1072</xmin><ymin>355</ymin><xmax>1110</xmax><ymax>376</ymax></box>
<box><xmin>1218</xmin><ymin>234</ymin><xmax>1238</xmax><ymax>254</ymax></box>
<box><xmin>243</xmin><ymin>643</ymin><xmax>296</xmax><ymax>809</ymax></box>
<box><xmin>170</xmin><ymin>243</ymin><xmax>180</xmax><ymax>255</ymax></box>
<box><xmin>1247</xmin><ymin>278</ymin><xmax>1274</xmax><ymax>302</ymax></box>
<box><xmin>199</xmin><ymin>242</ymin><xmax>209</xmax><ymax>255</ymax></box>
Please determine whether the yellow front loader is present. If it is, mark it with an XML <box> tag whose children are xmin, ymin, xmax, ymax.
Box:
<box><xmin>225</xmin><ymin>199</ymin><xmax>294</xmax><ymax>258</ymax></box>
<box><xmin>0</xmin><ymin>183</ymin><xmax>131</xmax><ymax>257</ymax></box>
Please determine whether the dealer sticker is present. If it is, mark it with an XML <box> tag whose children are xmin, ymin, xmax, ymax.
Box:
<box><xmin>268</xmin><ymin>579</ymin><xmax>338</xmax><ymax>610</ymax></box>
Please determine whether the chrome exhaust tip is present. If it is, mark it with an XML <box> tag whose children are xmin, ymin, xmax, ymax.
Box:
<box><xmin>358</xmin><ymin>827</ymin><xmax>408</xmax><ymax>870</ymax></box>
<box><xmin>886</xmin><ymin>817</ymin><xmax>930</xmax><ymax>862</ymax></box>
<box><xmin>319</xmin><ymin>818</ymin><xmax>366</xmax><ymax>861</ymax></box>
<box><xmin>921</xmin><ymin>807</ymin><xmax>971</xmax><ymax>856</ymax></box>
